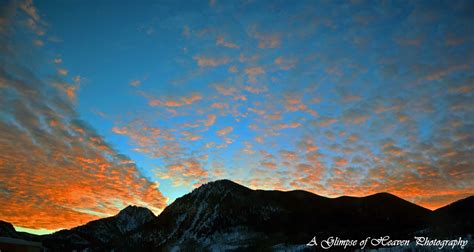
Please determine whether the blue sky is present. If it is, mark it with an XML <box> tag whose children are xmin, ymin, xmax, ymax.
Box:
<box><xmin>0</xmin><ymin>0</ymin><xmax>473</xmax><ymax>234</ymax></box>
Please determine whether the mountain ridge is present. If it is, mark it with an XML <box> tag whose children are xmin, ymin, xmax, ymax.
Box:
<box><xmin>1</xmin><ymin>179</ymin><xmax>473</xmax><ymax>251</ymax></box>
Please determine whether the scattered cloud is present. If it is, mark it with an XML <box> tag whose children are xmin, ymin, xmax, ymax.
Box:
<box><xmin>193</xmin><ymin>55</ymin><xmax>230</xmax><ymax>67</ymax></box>
<box><xmin>204</xmin><ymin>114</ymin><xmax>217</xmax><ymax>127</ymax></box>
<box><xmin>216</xmin><ymin>126</ymin><xmax>233</xmax><ymax>136</ymax></box>
<box><xmin>216</xmin><ymin>36</ymin><xmax>239</xmax><ymax>48</ymax></box>
<box><xmin>274</xmin><ymin>122</ymin><xmax>301</xmax><ymax>130</ymax></box>
<box><xmin>129</xmin><ymin>79</ymin><xmax>141</xmax><ymax>87</ymax></box>
<box><xmin>0</xmin><ymin>5</ymin><xmax>167</xmax><ymax>229</ymax></box>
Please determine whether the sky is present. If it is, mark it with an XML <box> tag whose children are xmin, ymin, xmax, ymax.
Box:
<box><xmin>0</xmin><ymin>0</ymin><xmax>473</xmax><ymax>234</ymax></box>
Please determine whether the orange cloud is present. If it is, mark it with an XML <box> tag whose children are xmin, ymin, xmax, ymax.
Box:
<box><xmin>245</xmin><ymin>66</ymin><xmax>265</xmax><ymax>82</ymax></box>
<box><xmin>449</xmin><ymin>83</ymin><xmax>474</xmax><ymax>94</ymax></box>
<box><xmin>215</xmin><ymin>84</ymin><xmax>237</xmax><ymax>96</ymax></box>
<box><xmin>284</xmin><ymin>97</ymin><xmax>307</xmax><ymax>112</ymax></box>
<box><xmin>0</xmin><ymin>72</ymin><xmax>167</xmax><ymax>231</ymax></box>
<box><xmin>333</xmin><ymin>157</ymin><xmax>349</xmax><ymax>167</ymax></box>
<box><xmin>53</xmin><ymin>81</ymin><xmax>78</xmax><ymax>102</ymax></box>
<box><xmin>211</xmin><ymin>102</ymin><xmax>227</xmax><ymax>109</ymax></box>
<box><xmin>260</xmin><ymin>161</ymin><xmax>277</xmax><ymax>169</ymax></box>
<box><xmin>148</xmin><ymin>93</ymin><xmax>202</xmax><ymax>107</ymax></box>
<box><xmin>112</xmin><ymin>120</ymin><xmax>178</xmax><ymax>159</ymax></box>
<box><xmin>57</xmin><ymin>69</ymin><xmax>68</xmax><ymax>76</ymax></box>
<box><xmin>182</xmin><ymin>131</ymin><xmax>202</xmax><ymax>141</ymax></box>
<box><xmin>342</xmin><ymin>108</ymin><xmax>369</xmax><ymax>124</ymax></box>
<box><xmin>204</xmin><ymin>114</ymin><xmax>217</xmax><ymax>127</ymax></box>
<box><xmin>279</xmin><ymin>150</ymin><xmax>298</xmax><ymax>161</ymax></box>
<box><xmin>216</xmin><ymin>126</ymin><xmax>233</xmax><ymax>136</ymax></box>
<box><xmin>249</xmin><ymin>26</ymin><xmax>281</xmax><ymax>48</ymax></box>
<box><xmin>193</xmin><ymin>55</ymin><xmax>230</xmax><ymax>67</ymax></box>
<box><xmin>244</xmin><ymin>84</ymin><xmax>268</xmax><ymax>94</ymax></box>
<box><xmin>274</xmin><ymin>56</ymin><xmax>297</xmax><ymax>70</ymax></box>
<box><xmin>424</xmin><ymin>64</ymin><xmax>468</xmax><ymax>81</ymax></box>
<box><xmin>157</xmin><ymin>158</ymin><xmax>209</xmax><ymax>187</ymax></box>
<box><xmin>228</xmin><ymin>65</ymin><xmax>238</xmax><ymax>73</ymax></box>
<box><xmin>216</xmin><ymin>36</ymin><xmax>239</xmax><ymax>48</ymax></box>
<box><xmin>274</xmin><ymin>122</ymin><xmax>301</xmax><ymax>130</ymax></box>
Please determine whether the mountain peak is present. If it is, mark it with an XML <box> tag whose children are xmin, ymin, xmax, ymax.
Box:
<box><xmin>117</xmin><ymin>205</ymin><xmax>155</xmax><ymax>218</ymax></box>
<box><xmin>368</xmin><ymin>192</ymin><xmax>400</xmax><ymax>199</ymax></box>
<box><xmin>204</xmin><ymin>179</ymin><xmax>242</xmax><ymax>188</ymax></box>
<box><xmin>114</xmin><ymin>205</ymin><xmax>155</xmax><ymax>234</ymax></box>
<box><xmin>0</xmin><ymin>220</ymin><xmax>16</xmax><ymax>234</ymax></box>
<box><xmin>192</xmin><ymin>179</ymin><xmax>252</xmax><ymax>196</ymax></box>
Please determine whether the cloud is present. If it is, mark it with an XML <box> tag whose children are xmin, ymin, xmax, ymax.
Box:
<box><xmin>214</xmin><ymin>84</ymin><xmax>248</xmax><ymax>101</ymax></box>
<box><xmin>204</xmin><ymin>114</ymin><xmax>216</xmax><ymax>127</ymax></box>
<box><xmin>129</xmin><ymin>79</ymin><xmax>141</xmax><ymax>87</ymax></box>
<box><xmin>297</xmin><ymin>138</ymin><xmax>319</xmax><ymax>153</ymax></box>
<box><xmin>228</xmin><ymin>65</ymin><xmax>237</xmax><ymax>73</ymax></box>
<box><xmin>4</xmin><ymin>0</ymin><xmax>471</xmax><ymax>215</ymax></box>
<box><xmin>241</xmin><ymin>141</ymin><xmax>255</xmax><ymax>155</ymax></box>
<box><xmin>249</xmin><ymin>25</ymin><xmax>281</xmax><ymax>48</ymax></box>
<box><xmin>193</xmin><ymin>55</ymin><xmax>230</xmax><ymax>67</ymax></box>
<box><xmin>53</xmin><ymin>81</ymin><xmax>78</xmax><ymax>103</ymax></box>
<box><xmin>0</xmin><ymin>9</ymin><xmax>167</xmax><ymax>230</ymax></box>
<box><xmin>211</xmin><ymin>102</ymin><xmax>227</xmax><ymax>109</ymax></box>
<box><xmin>274</xmin><ymin>56</ymin><xmax>297</xmax><ymax>70</ymax></box>
<box><xmin>449</xmin><ymin>84</ymin><xmax>474</xmax><ymax>94</ymax></box>
<box><xmin>342</xmin><ymin>108</ymin><xmax>370</xmax><ymax>124</ymax></box>
<box><xmin>147</xmin><ymin>93</ymin><xmax>202</xmax><ymax>107</ymax></box>
<box><xmin>112</xmin><ymin>120</ymin><xmax>177</xmax><ymax>159</ymax></box>
<box><xmin>284</xmin><ymin>96</ymin><xmax>307</xmax><ymax>112</ymax></box>
<box><xmin>57</xmin><ymin>69</ymin><xmax>68</xmax><ymax>76</ymax></box>
<box><xmin>19</xmin><ymin>0</ymin><xmax>40</xmax><ymax>22</ymax></box>
<box><xmin>333</xmin><ymin>157</ymin><xmax>349</xmax><ymax>167</ymax></box>
<box><xmin>245</xmin><ymin>66</ymin><xmax>265</xmax><ymax>82</ymax></box>
<box><xmin>424</xmin><ymin>64</ymin><xmax>469</xmax><ymax>81</ymax></box>
<box><xmin>449</xmin><ymin>77</ymin><xmax>474</xmax><ymax>94</ymax></box>
<box><xmin>216</xmin><ymin>36</ymin><xmax>239</xmax><ymax>48</ymax></box>
<box><xmin>181</xmin><ymin>131</ymin><xmax>202</xmax><ymax>141</ymax></box>
<box><xmin>215</xmin><ymin>84</ymin><xmax>237</xmax><ymax>96</ymax></box>
<box><xmin>18</xmin><ymin>0</ymin><xmax>46</xmax><ymax>35</ymax></box>
<box><xmin>279</xmin><ymin>150</ymin><xmax>298</xmax><ymax>161</ymax></box>
<box><xmin>274</xmin><ymin>122</ymin><xmax>301</xmax><ymax>130</ymax></box>
<box><xmin>248</xmin><ymin>107</ymin><xmax>265</xmax><ymax>116</ymax></box>
<box><xmin>260</xmin><ymin>161</ymin><xmax>277</xmax><ymax>169</ymax></box>
<box><xmin>157</xmin><ymin>158</ymin><xmax>208</xmax><ymax>187</ymax></box>
<box><xmin>33</xmin><ymin>39</ymin><xmax>43</xmax><ymax>46</ymax></box>
<box><xmin>216</xmin><ymin>126</ymin><xmax>233</xmax><ymax>136</ymax></box>
<box><xmin>243</xmin><ymin>84</ymin><xmax>267</xmax><ymax>94</ymax></box>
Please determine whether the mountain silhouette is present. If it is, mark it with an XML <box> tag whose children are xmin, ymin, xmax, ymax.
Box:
<box><xmin>112</xmin><ymin>180</ymin><xmax>435</xmax><ymax>250</ymax></box>
<box><xmin>42</xmin><ymin>205</ymin><xmax>155</xmax><ymax>251</ymax></box>
<box><xmin>431</xmin><ymin>195</ymin><xmax>474</xmax><ymax>236</ymax></box>
<box><xmin>1</xmin><ymin>180</ymin><xmax>473</xmax><ymax>251</ymax></box>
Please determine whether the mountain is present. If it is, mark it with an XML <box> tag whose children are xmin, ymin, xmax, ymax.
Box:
<box><xmin>431</xmin><ymin>196</ymin><xmax>474</xmax><ymax>236</ymax></box>
<box><xmin>0</xmin><ymin>220</ymin><xmax>41</xmax><ymax>241</ymax></box>
<box><xmin>1</xmin><ymin>180</ymin><xmax>473</xmax><ymax>251</ymax></box>
<box><xmin>114</xmin><ymin>180</ymin><xmax>433</xmax><ymax>251</ymax></box>
<box><xmin>42</xmin><ymin>205</ymin><xmax>155</xmax><ymax>251</ymax></box>
<box><xmin>0</xmin><ymin>220</ymin><xmax>17</xmax><ymax>237</ymax></box>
